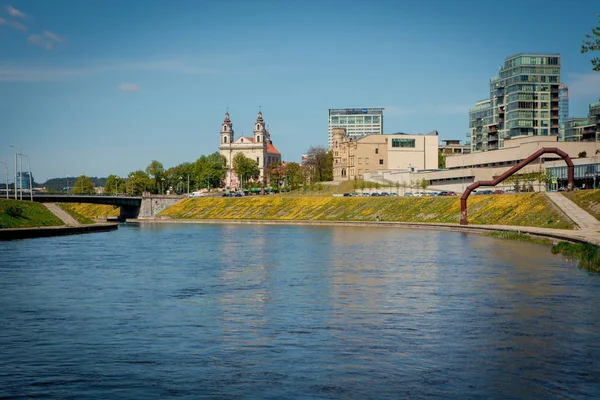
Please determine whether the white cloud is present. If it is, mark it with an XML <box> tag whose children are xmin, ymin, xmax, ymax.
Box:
<box><xmin>0</xmin><ymin>17</ymin><xmax>6</xmax><ymax>25</ymax></box>
<box><xmin>11</xmin><ymin>21</ymin><xmax>27</xmax><ymax>31</ymax></box>
<box><xmin>0</xmin><ymin>57</ymin><xmax>222</xmax><ymax>82</ymax></box>
<box><xmin>43</xmin><ymin>30</ymin><xmax>64</xmax><ymax>42</ymax></box>
<box><xmin>567</xmin><ymin>72</ymin><xmax>600</xmax><ymax>98</ymax></box>
<box><xmin>6</xmin><ymin>5</ymin><xmax>30</xmax><ymax>19</ymax></box>
<box><xmin>119</xmin><ymin>83</ymin><xmax>140</xmax><ymax>92</ymax></box>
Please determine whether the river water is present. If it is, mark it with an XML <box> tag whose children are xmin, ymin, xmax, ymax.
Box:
<box><xmin>1</xmin><ymin>223</ymin><xmax>599</xmax><ymax>399</ymax></box>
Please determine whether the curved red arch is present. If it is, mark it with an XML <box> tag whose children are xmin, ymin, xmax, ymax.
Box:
<box><xmin>459</xmin><ymin>147</ymin><xmax>574</xmax><ymax>225</ymax></box>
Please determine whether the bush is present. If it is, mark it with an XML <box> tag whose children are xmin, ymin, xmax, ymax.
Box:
<box><xmin>5</xmin><ymin>203</ymin><xmax>24</xmax><ymax>218</ymax></box>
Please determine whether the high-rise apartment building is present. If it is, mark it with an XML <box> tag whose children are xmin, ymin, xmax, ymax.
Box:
<box><xmin>559</xmin><ymin>84</ymin><xmax>569</xmax><ymax>140</ymax></box>
<box><xmin>564</xmin><ymin>101</ymin><xmax>600</xmax><ymax>142</ymax></box>
<box><xmin>328</xmin><ymin>108</ymin><xmax>383</xmax><ymax>148</ymax></box>
<box><xmin>469</xmin><ymin>53</ymin><xmax>561</xmax><ymax>152</ymax></box>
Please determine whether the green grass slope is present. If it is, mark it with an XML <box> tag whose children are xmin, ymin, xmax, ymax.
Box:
<box><xmin>159</xmin><ymin>192</ymin><xmax>573</xmax><ymax>229</ymax></box>
<box><xmin>562</xmin><ymin>189</ymin><xmax>600</xmax><ymax>221</ymax></box>
<box><xmin>0</xmin><ymin>199</ymin><xmax>64</xmax><ymax>228</ymax></box>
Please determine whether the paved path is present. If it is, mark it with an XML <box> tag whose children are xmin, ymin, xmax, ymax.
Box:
<box><xmin>44</xmin><ymin>203</ymin><xmax>81</xmax><ymax>226</ymax></box>
<box><xmin>545</xmin><ymin>192</ymin><xmax>600</xmax><ymax>230</ymax></box>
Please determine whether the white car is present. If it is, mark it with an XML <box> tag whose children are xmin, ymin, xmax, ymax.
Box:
<box><xmin>189</xmin><ymin>191</ymin><xmax>204</xmax><ymax>198</ymax></box>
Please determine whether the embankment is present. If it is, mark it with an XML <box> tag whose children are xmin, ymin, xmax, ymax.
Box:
<box><xmin>157</xmin><ymin>193</ymin><xmax>574</xmax><ymax>229</ymax></box>
<box><xmin>0</xmin><ymin>198</ymin><xmax>64</xmax><ymax>228</ymax></box>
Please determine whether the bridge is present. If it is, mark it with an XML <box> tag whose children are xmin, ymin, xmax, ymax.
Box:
<box><xmin>31</xmin><ymin>195</ymin><xmax>183</xmax><ymax>220</ymax></box>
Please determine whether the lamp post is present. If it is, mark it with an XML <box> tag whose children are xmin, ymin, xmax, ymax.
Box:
<box><xmin>179</xmin><ymin>177</ymin><xmax>183</xmax><ymax>194</ymax></box>
<box><xmin>0</xmin><ymin>160</ymin><xmax>8</xmax><ymax>199</ymax></box>
<box><xmin>9</xmin><ymin>145</ymin><xmax>20</xmax><ymax>200</ymax></box>
<box><xmin>161</xmin><ymin>177</ymin><xmax>165</xmax><ymax>195</ymax></box>
<box><xmin>20</xmin><ymin>154</ymin><xmax>33</xmax><ymax>201</ymax></box>
<box><xmin>115</xmin><ymin>176</ymin><xmax>119</xmax><ymax>196</ymax></box>
<box><xmin>66</xmin><ymin>174</ymin><xmax>69</xmax><ymax>194</ymax></box>
<box><xmin>80</xmin><ymin>174</ymin><xmax>84</xmax><ymax>195</ymax></box>
<box><xmin>130</xmin><ymin>175</ymin><xmax>135</xmax><ymax>196</ymax></box>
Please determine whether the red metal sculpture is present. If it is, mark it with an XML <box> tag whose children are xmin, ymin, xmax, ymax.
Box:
<box><xmin>459</xmin><ymin>147</ymin><xmax>574</xmax><ymax>225</ymax></box>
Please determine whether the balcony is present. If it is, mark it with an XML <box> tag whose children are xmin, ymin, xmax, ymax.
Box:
<box><xmin>488</xmin><ymin>144</ymin><xmax>499</xmax><ymax>151</ymax></box>
<box><xmin>488</xmin><ymin>125</ymin><xmax>498</xmax><ymax>133</ymax></box>
<box><xmin>488</xmin><ymin>134</ymin><xmax>499</xmax><ymax>141</ymax></box>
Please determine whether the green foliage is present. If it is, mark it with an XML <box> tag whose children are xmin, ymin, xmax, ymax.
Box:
<box><xmin>266</xmin><ymin>161</ymin><xmax>285</xmax><ymax>189</ymax></box>
<box><xmin>552</xmin><ymin>242</ymin><xmax>600</xmax><ymax>272</ymax></box>
<box><xmin>193</xmin><ymin>152</ymin><xmax>227</xmax><ymax>191</ymax></box>
<box><xmin>0</xmin><ymin>199</ymin><xmax>64</xmax><ymax>228</ymax></box>
<box><xmin>562</xmin><ymin>189</ymin><xmax>600</xmax><ymax>221</ymax></box>
<box><xmin>438</xmin><ymin>152</ymin><xmax>446</xmax><ymax>169</ymax></box>
<box><xmin>233</xmin><ymin>153</ymin><xmax>260</xmax><ymax>188</ymax></box>
<box><xmin>72</xmin><ymin>175</ymin><xmax>96</xmax><ymax>195</ymax></box>
<box><xmin>164</xmin><ymin>162</ymin><xmax>194</xmax><ymax>194</ymax></box>
<box><xmin>104</xmin><ymin>174</ymin><xmax>127</xmax><ymax>195</ymax></box>
<box><xmin>126</xmin><ymin>170</ymin><xmax>151</xmax><ymax>195</ymax></box>
<box><xmin>419</xmin><ymin>178</ymin><xmax>429</xmax><ymax>191</ymax></box>
<box><xmin>581</xmin><ymin>14</ymin><xmax>600</xmax><ymax>72</ymax></box>
<box><xmin>146</xmin><ymin>160</ymin><xmax>165</xmax><ymax>194</ymax></box>
<box><xmin>304</xmin><ymin>146</ymin><xmax>333</xmax><ymax>182</ymax></box>
<box><xmin>284</xmin><ymin>162</ymin><xmax>305</xmax><ymax>190</ymax></box>
<box><xmin>485</xmin><ymin>230</ymin><xmax>551</xmax><ymax>245</ymax></box>
<box><xmin>578</xmin><ymin>151</ymin><xmax>588</xmax><ymax>158</ymax></box>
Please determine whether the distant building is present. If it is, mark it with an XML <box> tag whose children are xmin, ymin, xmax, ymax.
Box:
<box><xmin>328</xmin><ymin>108</ymin><xmax>383</xmax><ymax>149</ymax></box>
<box><xmin>332</xmin><ymin>128</ymin><xmax>438</xmax><ymax>181</ymax></box>
<box><xmin>439</xmin><ymin>139</ymin><xmax>470</xmax><ymax>156</ymax></box>
<box><xmin>469</xmin><ymin>53</ymin><xmax>562</xmax><ymax>152</ymax></box>
<box><xmin>16</xmin><ymin>171</ymin><xmax>33</xmax><ymax>189</ymax></box>
<box><xmin>564</xmin><ymin>101</ymin><xmax>600</xmax><ymax>142</ymax></box>
<box><xmin>219</xmin><ymin>111</ymin><xmax>282</xmax><ymax>189</ymax></box>
<box><xmin>559</xmin><ymin>84</ymin><xmax>569</xmax><ymax>140</ymax></box>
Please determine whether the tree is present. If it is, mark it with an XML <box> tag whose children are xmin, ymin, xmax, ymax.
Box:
<box><xmin>194</xmin><ymin>152</ymin><xmax>227</xmax><ymax>191</ymax></box>
<box><xmin>579</xmin><ymin>151</ymin><xmax>588</xmax><ymax>158</ymax></box>
<box><xmin>438</xmin><ymin>152</ymin><xmax>446</xmax><ymax>169</ymax></box>
<box><xmin>145</xmin><ymin>160</ymin><xmax>164</xmax><ymax>194</ymax></box>
<box><xmin>419</xmin><ymin>178</ymin><xmax>429</xmax><ymax>191</ymax></box>
<box><xmin>283</xmin><ymin>162</ymin><xmax>304</xmax><ymax>190</ymax></box>
<box><xmin>266</xmin><ymin>161</ymin><xmax>285</xmax><ymax>190</ymax></box>
<box><xmin>104</xmin><ymin>174</ymin><xmax>126</xmax><ymax>195</ymax></box>
<box><xmin>304</xmin><ymin>146</ymin><xmax>333</xmax><ymax>182</ymax></box>
<box><xmin>232</xmin><ymin>153</ymin><xmax>260</xmax><ymax>189</ymax></box>
<box><xmin>72</xmin><ymin>175</ymin><xmax>95</xmax><ymax>195</ymax></box>
<box><xmin>126</xmin><ymin>170</ymin><xmax>151</xmax><ymax>195</ymax></box>
<box><xmin>582</xmin><ymin>14</ymin><xmax>600</xmax><ymax>71</ymax></box>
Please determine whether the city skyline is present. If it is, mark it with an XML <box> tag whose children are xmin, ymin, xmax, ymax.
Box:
<box><xmin>1</xmin><ymin>0</ymin><xmax>600</xmax><ymax>181</ymax></box>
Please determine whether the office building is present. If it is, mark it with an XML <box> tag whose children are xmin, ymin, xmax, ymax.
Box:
<box><xmin>328</xmin><ymin>108</ymin><xmax>383</xmax><ymax>148</ymax></box>
<box><xmin>332</xmin><ymin>128</ymin><xmax>438</xmax><ymax>181</ymax></box>
<box><xmin>469</xmin><ymin>53</ymin><xmax>561</xmax><ymax>152</ymax></box>
<box><xmin>564</xmin><ymin>101</ymin><xmax>600</xmax><ymax>142</ymax></box>
<box><xmin>559</xmin><ymin>84</ymin><xmax>569</xmax><ymax>140</ymax></box>
<box><xmin>16</xmin><ymin>171</ymin><xmax>33</xmax><ymax>189</ymax></box>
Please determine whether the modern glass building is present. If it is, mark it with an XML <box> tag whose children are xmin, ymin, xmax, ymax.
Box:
<box><xmin>328</xmin><ymin>108</ymin><xmax>383</xmax><ymax>148</ymax></box>
<box><xmin>564</xmin><ymin>101</ymin><xmax>600</xmax><ymax>142</ymax></box>
<box><xmin>16</xmin><ymin>171</ymin><xmax>33</xmax><ymax>189</ymax></box>
<box><xmin>469</xmin><ymin>53</ymin><xmax>561</xmax><ymax>152</ymax></box>
<box><xmin>559</xmin><ymin>83</ymin><xmax>569</xmax><ymax>140</ymax></box>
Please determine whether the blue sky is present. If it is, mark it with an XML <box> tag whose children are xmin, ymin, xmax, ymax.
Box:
<box><xmin>1</xmin><ymin>0</ymin><xmax>600</xmax><ymax>182</ymax></box>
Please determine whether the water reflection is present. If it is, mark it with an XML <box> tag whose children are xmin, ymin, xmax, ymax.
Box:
<box><xmin>0</xmin><ymin>223</ymin><xmax>599</xmax><ymax>399</ymax></box>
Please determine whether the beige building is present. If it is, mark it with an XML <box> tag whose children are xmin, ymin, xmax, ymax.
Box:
<box><xmin>366</xmin><ymin>135</ymin><xmax>599</xmax><ymax>193</ymax></box>
<box><xmin>219</xmin><ymin>111</ymin><xmax>281</xmax><ymax>188</ymax></box>
<box><xmin>332</xmin><ymin>128</ymin><xmax>438</xmax><ymax>181</ymax></box>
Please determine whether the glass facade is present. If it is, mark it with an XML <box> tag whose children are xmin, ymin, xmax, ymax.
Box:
<box><xmin>328</xmin><ymin>108</ymin><xmax>384</xmax><ymax>148</ymax></box>
<box><xmin>391</xmin><ymin>138</ymin><xmax>415</xmax><ymax>148</ymax></box>
<box><xmin>559</xmin><ymin>84</ymin><xmax>569</xmax><ymax>140</ymax></box>
<box><xmin>469</xmin><ymin>54</ymin><xmax>561</xmax><ymax>152</ymax></box>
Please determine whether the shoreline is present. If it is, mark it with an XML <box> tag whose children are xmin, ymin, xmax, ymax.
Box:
<box><xmin>129</xmin><ymin>218</ymin><xmax>599</xmax><ymax>246</ymax></box>
<box><xmin>0</xmin><ymin>223</ymin><xmax>119</xmax><ymax>241</ymax></box>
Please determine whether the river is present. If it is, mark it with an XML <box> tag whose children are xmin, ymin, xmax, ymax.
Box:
<box><xmin>1</xmin><ymin>223</ymin><xmax>599</xmax><ymax>399</ymax></box>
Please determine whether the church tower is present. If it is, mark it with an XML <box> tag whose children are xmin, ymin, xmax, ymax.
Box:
<box><xmin>221</xmin><ymin>112</ymin><xmax>234</xmax><ymax>145</ymax></box>
<box><xmin>253</xmin><ymin>111</ymin><xmax>267</xmax><ymax>147</ymax></box>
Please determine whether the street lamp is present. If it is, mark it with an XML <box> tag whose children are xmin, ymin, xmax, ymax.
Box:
<box><xmin>161</xmin><ymin>177</ymin><xmax>165</xmax><ymax>195</ymax></box>
<box><xmin>80</xmin><ymin>174</ymin><xmax>84</xmax><ymax>195</ymax></box>
<box><xmin>9</xmin><ymin>145</ymin><xmax>20</xmax><ymax>200</ymax></box>
<box><xmin>130</xmin><ymin>175</ymin><xmax>135</xmax><ymax>195</ymax></box>
<box><xmin>66</xmin><ymin>174</ymin><xmax>69</xmax><ymax>194</ymax></box>
<box><xmin>115</xmin><ymin>176</ymin><xmax>119</xmax><ymax>196</ymax></box>
<box><xmin>19</xmin><ymin>154</ymin><xmax>33</xmax><ymax>201</ymax></box>
<box><xmin>0</xmin><ymin>160</ymin><xmax>8</xmax><ymax>199</ymax></box>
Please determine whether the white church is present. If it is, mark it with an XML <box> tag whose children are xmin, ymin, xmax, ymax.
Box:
<box><xmin>219</xmin><ymin>111</ymin><xmax>282</xmax><ymax>189</ymax></box>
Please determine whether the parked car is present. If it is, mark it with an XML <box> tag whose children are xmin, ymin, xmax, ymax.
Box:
<box><xmin>371</xmin><ymin>193</ymin><xmax>380</xmax><ymax>196</ymax></box>
<box><xmin>189</xmin><ymin>191</ymin><xmax>204</xmax><ymax>198</ymax></box>
<box><xmin>504</xmin><ymin>189</ymin><xmax>516</xmax><ymax>194</ymax></box>
<box><xmin>405</xmin><ymin>193</ymin><xmax>414</xmax><ymax>197</ymax></box>
<box><xmin>493</xmin><ymin>190</ymin><xmax>504</xmax><ymax>195</ymax></box>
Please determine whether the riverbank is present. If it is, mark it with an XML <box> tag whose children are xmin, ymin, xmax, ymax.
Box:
<box><xmin>0</xmin><ymin>223</ymin><xmax>118</xmax><ymax>241</ymax></box>
<box><xmin>0</xmin><ymin>198</ymin><xmax>64</xmax><ymax>228</ymax></box>
<box><xmin>157</xmin><ymin>193</ymin><xmax>574</xmax><ymax>229</ymax></box>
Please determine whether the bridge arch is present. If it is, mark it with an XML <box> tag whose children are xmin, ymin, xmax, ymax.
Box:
<box><xmin>460</xmin><ymin>147</ymin><xmax>574</xmax><ymax>225</ymax></box>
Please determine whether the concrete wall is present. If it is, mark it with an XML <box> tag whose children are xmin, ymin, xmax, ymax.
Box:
<box><xmin>137</xmin><ymin>195</ymin><xmax>185</xmax><ymax>219</ymax></box>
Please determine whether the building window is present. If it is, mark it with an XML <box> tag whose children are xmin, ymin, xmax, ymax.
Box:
<box><xmin>257</xmin><ymin>136</ymin><xmax>261</xmax><ymax>143</ymax></box>
<box><xmin>223</xmin><ymin>136</ymin><xmax>227</xmax><ymax>143</ymax></box>
<box><xmin>391</xmin><ymin>138</ymin><xmax>416</xmax><ymax>148</ymax></box>
<box><xmin>256</xmin><ymin>157</ymin><xmax>260</xmax><ymax>165</ymax></box>
<box><xmin>375</xmin><ymin>148</ymin><xmax>379</xmax><ymax>154</ymax></box>
<box><xmin>379</xmin><ymin>159</ymin><xmax>383</xmax><ymax>165</ymax></box>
